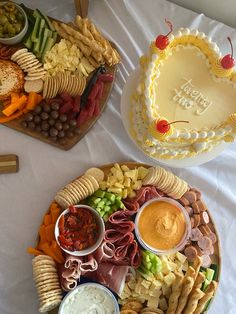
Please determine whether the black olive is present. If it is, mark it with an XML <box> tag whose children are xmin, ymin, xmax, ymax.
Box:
<box><xmin>49</xmin><ymin>128</ymin><xmax>58</xmax><ymax>137</ymax></box>
<box><xmin>43</xmin><ymin>103</ymin><xmax>51</xmax><ymax>113</ymax></box>
<box><xmin>59</xmin><ymin>114</ymin><xmax>67</xmax><ymax>122</ymax></box>
<box><xmin>35</xmin><ymin>125</ymin><xmax>42</xmax><ymax>132</ymax></box>
<box><xmin>48</xmin><ymin>118</ymin><xmax>55</xmax><ymax>126</ymax></box>
<box><xmin>41</xmin><ymin>131</ymin><xmax>49</xmax><ymax>138</ymax></box>
<box><xmin>51</xmin><ymin>102</ymin><xmax>60</xmax><ymax>111</ymax></box>
<box><xmin>55</xmin><ymin>121</ymin><xmax>63</xmax><ymax>131</ymax></box>
<box><xmin>21</xmin><ymin>121</ymin><xmax>28</xmax><ymax>128</ymax></box>
<box><xmin>41</xmin><ymin>112</ymin><xmax>49</xmax><ymax>120</ymax></box>
<box><xmin>50</xmin><ymin>110</ymin><xmax>59</xmax><ymax>119</ymax></box>
<box><xmin>28</xmin><ymin>121</ymin><xmax>35</xmax><ymax>130</ymax></box>
<box><xmin>25</xmin><ymin>113</ymin><xmax>34</xmax><ymax>122</ymax></box>
<box><xmin>63</xmin><ymin>123</ymin><xmax>70</xmax><ymax>131</ymax></box>
<box><xmin>34</xmin><ymin>105</ymin><xmax>42</xmax><ymax>114</ymax></box>
<box><xmin>69</xmin><ymin>119</ymin><xmax>77</xmax><ymax>128</ymax></box>
<box><xmin>41</xmin><ymin>121</ymin><xmax>50</xmax><ymax>131</ymax></box>
<box><xmin>66</xmin><ymin>131</ymin><xmax>74</xmax><ymax>138</ymax></box>
<box><xmin>34</xmin><ymin>116</ymin><xmax>41</xmax><ymax>124</ymax></box>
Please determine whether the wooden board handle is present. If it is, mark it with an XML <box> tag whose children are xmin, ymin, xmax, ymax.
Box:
<box><xmin>0</xmin><ymin>154</ymin><xmax>19</xmax><ymax>174</ymax></box>
<box><xmin>74</xmin><ymin>0</ymin><xmax>89</xmax><ymax>17</ymax></box>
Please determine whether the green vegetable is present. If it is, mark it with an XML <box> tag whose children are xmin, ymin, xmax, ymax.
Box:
<box><xmin>31</xmin><ymin>16</ymin><xmax>40</xmax><ymax>42</ymax></box>
<box><xmin>201</xmin><ymin>267</ymin><xmax>215</xmax><ymax>291</ymax></box>
<box><xmin>139</xmin><ymin>250</ymin><xmax>162</xmax><ymax>277</ymax></box>
<box><xmin>85</xmin><ymin>189</ymin><xmax>126</xmax><ymax>221</ymax></box>
<box><xmin>210</xmin><ymin>264</ymin><xmax>218</xmax><ymax>281</ymax></box>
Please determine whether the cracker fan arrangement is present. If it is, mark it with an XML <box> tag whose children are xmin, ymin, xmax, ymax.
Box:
<box><xmin>28</xmin><ymin>162</ymin><xmax>220</xmax><ymax>313</ymax></box>
<box><xmin>0</xmin><ymin>2</ymin><xmax>120</xmax><ymax>149</ymax></box>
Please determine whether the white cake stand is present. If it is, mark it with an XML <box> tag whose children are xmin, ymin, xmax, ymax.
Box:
<box><xmin>120</xmin><ymin>68</ymin><xmax>229</xmax><ymax>168</ymax></box>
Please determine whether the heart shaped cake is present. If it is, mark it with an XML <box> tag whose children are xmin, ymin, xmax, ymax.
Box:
<box><xmin>130</xmin><ymin>27</ymin><xmax>236</xmax><ymax>159</ymax></box>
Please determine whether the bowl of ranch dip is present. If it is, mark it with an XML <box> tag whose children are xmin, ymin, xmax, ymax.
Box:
<box><xmin>58</xmin><ymin>282</ymin><xmax>120</xmax><ymax>314</ymax></box>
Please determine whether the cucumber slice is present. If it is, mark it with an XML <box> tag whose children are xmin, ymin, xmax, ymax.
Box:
<box><xmin>206</xmin><ymin>268</ymin><xmax>215</xmax><ymax>282</ymax></box>
<box><xmin>115</xmin><ymin>198</ymin><xmax>123</xmax><ymax>208</ymax></box>
<box><xmin>97</xmin><ymin>200</ymin><xmax>105</xmax><ymax>208</ymax></box>
<box><xmin>35</xmin><ymin>9</ymin><xmax>55</xmax><ymax>31</ymax></box>
<box><xmin>210</xmin><ymin>264</ymin><xmax>218</xmax><ymax>281</ymax></box>
<box><xmin>105</xmin><ymin>192</ymin><xmax>116</xmax><ymax>203</ymax></box>
<box><xmin>24</xmin><ymin>34</ymin><xmax>32</xmax><ymax>49</ymax></box>
<box><xmin>202</xmin><ymin>279</ymin><xmax>210</xmax><ymax>291</ymax></box>
<box><xmin>42</xmin><ymin>37</ymin><xmax>56</xmax><ymax>59</ymax></box>
<box><xmin>40</xmin><ymin>28</ymin><xmax>52</xmax><ymax>55</ymax></box>
<box><xmin>31</xmin><ymin>16</ymin><xmax>40</xmax><ymax>42</ymax></box>
<box><xmin>33</xmin><ymin>19</ymin><xmax>45</xmax><ymax>55</ymax></box>
<box><xmin>52</xmin><ymin>30</ymin><xmax>58</xmax><ymax>42</ymax></box>
<box><xmin>104</xmin><ymin>205</ymin><xmax>111</xmax><ymax>212</ymax></box>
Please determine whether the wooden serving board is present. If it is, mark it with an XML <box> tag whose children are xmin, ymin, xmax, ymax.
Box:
<box><xmin>0</xmin><ymin>2</ymin><xmax>117</xmax><ymax>150</ymax></box>
<box><xmin>2</xmin><ymin>65</ymin><xmax>116</xmax><ymax>150</ymax></box>
<box><xmin>41</xmin><ymin>161</ymin><xmax>220</xmax><ymax>314</ymax></box>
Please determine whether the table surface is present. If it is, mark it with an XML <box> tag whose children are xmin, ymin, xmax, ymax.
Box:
<box><xmin>1</xmin><ymin>1</ymin><xmax>236</xmax><ymax>313</ymax></box>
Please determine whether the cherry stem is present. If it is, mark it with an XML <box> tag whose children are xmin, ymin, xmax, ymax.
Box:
<box><xmin>165</xmin><ymin>120</ymin><xmax>189</xmax><ymax>126</ymax></box>
<box><xmin>164</xmin><ymin>19</ymin><xmax>173</xmax><ymax>37</ymax></box>
<box><xmin>227</xmin><ymin>37</ymin><xmax>234</xmax><ymax>58</ymax></box>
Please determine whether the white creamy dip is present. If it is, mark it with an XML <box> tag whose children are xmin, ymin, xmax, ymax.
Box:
<box><xmin>59</xmin><ymin>283</ymin><xmax>118</xmax><ymax>314</ymax></box>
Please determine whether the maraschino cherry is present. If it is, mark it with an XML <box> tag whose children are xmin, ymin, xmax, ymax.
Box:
<box><xmin>156</xmin><ymin>119</ymin><xmax>189</xmax><ymax>133</ymax></box>
<box><xmin>221</xmin><ymin>37</ymin><xmax>235</xmax><ymax>69</ymax></box>
<box><xmin>155</xmin><ymin>19</ymin><xmax>173</xmax><ymax>50</ymax></box>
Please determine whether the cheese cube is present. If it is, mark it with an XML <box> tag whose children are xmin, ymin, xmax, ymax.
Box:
<box><xmin>164</xmin><ymin>273</ymin><xmax>176</xmax><ymax>286</ymax></box>
<box><xmin>147</xmin><ymin>296</ymin><xmax>159</xmax><ymax>308</ymax></box>
<box><xmin>141</xmin><ymin>279</ymin><xmax>151</xmax><ymax>289</ymax></box>
<box><xmin>175</xmin><ymin>252</ymin><xmax>187</xmax><ymax>264</ymax></box>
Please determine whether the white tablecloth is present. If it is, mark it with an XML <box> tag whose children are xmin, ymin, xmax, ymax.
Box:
<box><xmin>1</xmin><ymin>1</ymin><xmax>236</xmax><ymax>313</ymax></box>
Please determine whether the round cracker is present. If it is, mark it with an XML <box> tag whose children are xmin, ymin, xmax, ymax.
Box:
<box><xmin>43</xmin><ymin>77</ymin><xmax>50</xmax><ymax>99</ymax></box>
<box><xmin>81</xmin><ymin>175</ymin><xmax>95</xmax><ymax>194</ymax></box>
<box><xmin>24</xmin><ymin>61</ymin><xmax>42</xmax><ymax>71</ymax></box>
<box><xmin>63</xmin><ymin>186</ymin><xmax>78</xmax><ymax>203</ymax></box>
<box><xmin>85</xmin><ymin>174</ymin><xmax>99</xmax><ymax>191</ymax></box>
<box><xmin>69</xmin><ymin>182</ymin><xmax>84</xmax><ymax>200</ymax></box>
<box><xmin>142</xmin><ymin>167</ymin><xmax>156</xmax><ymax>185</ymax></box>
<box><xmin>25</xmin><ymin>74</ymin><xmax>45</xmax><ymax>81</ymax></box>
<box><xmin>72</xmin><ymin>179</ymin><xmax>88</xmax><ymax>199</ymax></box>
<box><xmin>85</xmin><ymin>167</ymin><xmax>104</xmax><ymax>183</ymax></box>
<box><xmin>56</xmin><ymin>72</ymin><xmax>64</xmax><ymax>94</ymax></box>
<box><xmin>54</xmin><ymin>194</ymin><xmax>70</xmax><ymax>209</ymax></box>
<box><xmin>70</xmin><ymin>75</ymin><xmax>78</xmax><ymax>97</ymax></box>
<box><xmin>24</xmin><ymin>79</ymin><xmax>44</xmax><ymax>93</ymax></box>
<box><xmin>61</xmin><ymin>73</ymin><xmax>69</xmax><ymax>93</ymax></box>
<box><xmin>79</xmin><ymin>177</ymin><xmax>93</xmax><ymax>195</ymax></box>
<box><xmin>33</xmin><ymin>255</ymin><xmax>54</xmax><ymax>264</ymax></box>
<box><xmin>39</xmin><ymin>289</ymin><xmax>62</xmax><ymax>301</ymax></box>
<box><xmin>11</xmin><ymin>48</ymin><xmax>28</xmax><ymax>61</ymax></box>
<box><xmin>35</xmin><ymin>277</ymin><xmax>60</xmax><ymax>288</ymax></box>
<box><xmin>39</xmin><ymin>297</ymin><xmax>62</xmax><ymax>313</ymax></box>
<box><xmin>57</xmin><ymin>190</ymin><xmax>75</xmax><ymax>206</ymax></box>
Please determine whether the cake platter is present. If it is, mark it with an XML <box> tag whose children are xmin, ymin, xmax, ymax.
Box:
<box><xmin>121</xmin><ymin>67</ymin><xmax>229</xmax><ymax>168</ymax></box>
<box><xmin>27</xmin><ymin>162</ymin><xmax>220</xmax><ymax>313</ymax></box>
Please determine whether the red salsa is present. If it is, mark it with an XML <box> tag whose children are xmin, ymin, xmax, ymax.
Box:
<box><xmin>58</xmin><ymin>206</ymin><xmax>99</xmax><ymax>251</ymax></box>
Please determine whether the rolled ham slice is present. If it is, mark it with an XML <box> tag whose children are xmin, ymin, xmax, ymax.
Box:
<box><xmin>94</xmin><ymin>241</ymin><xmax>115</xmax><ymax>263</ymax></box>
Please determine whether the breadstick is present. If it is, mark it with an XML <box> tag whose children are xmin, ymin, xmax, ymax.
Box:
<box><xmin>192</xmin><ymin>256</ymin><xmax>202</xmax><ymax>281</ymax></box>
<box><xmin>166</xmin><ymin>272</ymin><xmax>184</xmax><ymax>314</ymax></box>
<box><xmin>182</xmin><ymin>288</ymin><xmax>205</xmax><ymax>314</ymax></box>
<box><xmin>191</xmin><ymin>272</ymin><xmax>205</xmax><ymax>292</ymax></box>
<box><xmin>193</xmin><ymin>281</ymin><xmax>218</xmax><ymax>314</ymax></box>
<box><xmin>175</xmin><ymin>267</ymin><xmax>196</xmax><ymax>314</ymax></box>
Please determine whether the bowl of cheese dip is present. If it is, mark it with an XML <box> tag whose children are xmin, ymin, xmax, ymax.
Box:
<box><xmin>58</xmin><ymin>282</ymin><xmax>120</xmax><ymax>314</ymax></box>
<box><xmin>135</xmin><ymin>197</ymin><xmax>191</xmax><ymax>255</ymax></box>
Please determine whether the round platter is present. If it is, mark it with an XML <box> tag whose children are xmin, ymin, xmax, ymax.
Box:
<box><xmin>30</xmin><ymin>162</ymin><xmax>221</xmax><ymax>314</ymax></box>
<box><xmin>120</xmin><ymin>68</ymin><xmax>229</xmax><ymax>168</ymax></box>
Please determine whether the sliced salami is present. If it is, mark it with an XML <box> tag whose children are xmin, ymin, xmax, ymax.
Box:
<box><xmin>190</xmin><ymin>227</ymin><xmax>203</xmax><ymax>242</ymax></box>
<box><xmin>197</xmin><ymin>236</ymin><xmax>212</xmax><ymax>251</ymax></box>
<box><xmin>201</xmin><ymin>254</ymin><xmax>212</xmax><ymax>268</ymax></box>
<box><xmin>184</xmin><ymin>245</ymin><xmax>198</xmax><ymax>262</ymax></box>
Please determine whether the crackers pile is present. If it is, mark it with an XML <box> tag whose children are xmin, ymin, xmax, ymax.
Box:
<box><xmin>43</xmin><ymin>72</ymin><xmax>86</xmax><ymax>99</ymax></box>
<box><xmin>32</xmin><ymin>255</ymin><xmax>62</xmax><ymax>313</ymax></box>
<box><xmin>53</xmin><ymin>15</ymin><xmax>120</xmax><ymax>67</ymax></box>
<box><xmin>142</xmin><ymin>166</ymin><xmax>189</xmax><ymax>199</ymax></box>
<box><xmin>55</xmin><ymin>168</ymin><xmax>105</xmax><ymax>209</ymax></box>
<box><xmin>11</xmin><ymin>48</ymin><xmax>46</xmax><ymax>81</ymax></box>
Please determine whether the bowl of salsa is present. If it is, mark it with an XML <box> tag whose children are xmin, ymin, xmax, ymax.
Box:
<box><xmin>55</xmin><ymin>205</ymin><xmax>105</xmax><ymax>256</ymax></box>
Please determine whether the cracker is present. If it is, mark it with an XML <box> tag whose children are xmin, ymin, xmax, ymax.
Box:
<box><xmin>32</xmin><ymin>255</ymin><xmax>54</xmax><ymax>264</ymax></box>
<box><xmin>35</xmin><ymin>278</ymin><xmax>60</xmax><ymax>289</ymax></box>
<box><xmin>85</xmin><ymin>167</ymin><xmax>104</xmax><ymax>182</ymax></box>
<box><xmin>73</xmin><ymin>179</ymin><xmax>88</xmax><ymax>199</ymax></box>
<box><xmin>57</xmin><ymin>190</ymin><xmax>75</xmax><ymax>206</ymax></box>
<box><xmin>24</xmin><ymin>79</ymin><xmax>43</xmax><ymax>93</ymax></box>
<box><xmin>63</xmin><ymin>186</ymin><xmax>78</xmax><ymax>203</ymax></box>
<box><xmin>163</xmin><ymin>173</ymin><xmax>176</xmax><ymax>195</ymax></box>
<box><xmin>57</xmin><ymin>72</ymin><xmax>64</xmax><ymax>94</ymax></box>
<box><xmin>79</xmin><ymin>176</ymin><xmax>93</xmax><ymax>195</ymax></box>
<box><xmin>24</xmin><ymin>61</ymin><xmax>42</xmax><ymax>71</ymax></box>
<box><xmin>142</xmin><ymin>167</ymin><xmax>156</xmax><ymax>185</ymax></box>
<box><xmin>25</xmin><ymin>75</ymin><xmax>45</xmax><ymax>81</ymax></box>
<box><xmin>11</xmin><ymin>48</ymin><xmax>28</xmax><ymax>61</ymax></box>
<box><xmin>70</xmin><ymin>75</ymin><xmax>78</xmax><ymax>97</ymax></box>
<box><xmin>54</xmin><ymin>194</ymin><xmax>70</xmax><ymax>209</ymax></box>
<box><xmin>39</xmin><ymin>289</ymin><xmax>62</xmax><ymax>301</ymax></box>
<box><xmin>39</xmin><ymin>297</ymin><xmax>62</xmax><ymax>313</ymax></box>
<box><xmin>81</xmin><ymin>175</ymin><xmax>95</xmax><ymax>193</ymax></box>
<box><xmin>37</xmin><ymin>283</ymin><xmax>61</xmax><ymax>294</ymax></box>
<box><xmin>43</xmin><ymin>77</ymin><xmax>49</xmax><ymax>99</ymax></box>
<box><xmin>69</xmin><ymin>182</ymin><xmax>84</xmax><ymax>200</ymax></box>
<box><xmin>61</xmin><ymin>73</ymin><xmax>69</xmax><ymax>93</ymax></box>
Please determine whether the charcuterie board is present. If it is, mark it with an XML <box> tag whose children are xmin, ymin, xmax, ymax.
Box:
<box><xmin>28</xmin><ymin>161</ymin><xmax>220</xmax><ymax>314</ymax></box>
<box><xmin>0</xmin><ymin>1</ymin><xmax>119</xmax><ymax>150</ymax></box>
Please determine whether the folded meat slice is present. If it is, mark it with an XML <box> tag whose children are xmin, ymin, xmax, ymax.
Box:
<box><xmin>86</xmin><ymin>262</ymin><xmax>130</xmax><ymax>295</ymax></box>
<box><xmin>61</xmin><ymin>254</ymin><xmax>98</xmax><ymax>291</ymax></box>
<box><xmin>80</xmin><ymin>254</ymin><xmax>98</xmax><ymax>272</ymax></box>
<box><xmin>105</xmin><ymin>230</ymin><xmax>134</xmax><ymax>246</ymax></box>
<box><xmin>123</xmin><ymin>186</ymin><xmax>162</xmax><ymax>211</ymax></box>
<box><xmin>128</xmin><ymin>240</ymin><xmax>141</xmax><ymax>268</ymax></box>
<box><xmin>94</xmin><ymin>241</ymin><xmax>115</xmax><ymax>263</ymax></box>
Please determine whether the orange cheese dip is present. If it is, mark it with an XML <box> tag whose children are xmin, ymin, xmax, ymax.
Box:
<box><xmin>138</xmin><ymin>200</ymin><xmax>186</xmax><ymax>250</ymax></box>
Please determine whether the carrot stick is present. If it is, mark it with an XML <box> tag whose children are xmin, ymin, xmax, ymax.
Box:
<box><xmin>51</xmin><ymin>241</ymin><xmax>64</xmax><ymax>262</ymax></box>
<box><xmin>51</xmin><ymin>207</ymin><xmax>60</xmax><ymax>224</ymax></box>
<box><xmin>43</xmin><ymin>214</ymin><xmax>52</xmax><ymax>226</ymax></box>
<box><xmin>39</xmin><ymin>225</ymin><xmax>47</xmax><ymax>243</ymax></box>
<box><xmin>2</xmin><ymin>95</ymin><xmax>27</xmax><ymax>116</ymax></box>
<box><xmin>27</xmin><ymin>247</ymin><xmax>43</xmax><ymax>256</ymax></box>
<box><xmin>0</xmin><ymin>110</ymin><xmax>24</xmax><ymax>123</ymax></box>
<box><xmin>41</xmin><ymin>242</ymin><xmax>63</xmax><ymax>264</ymax></box>
<box><xmin>45</xmin><ymin>224</ymin><xmax>55</xmax><ymax>242</ymax></box>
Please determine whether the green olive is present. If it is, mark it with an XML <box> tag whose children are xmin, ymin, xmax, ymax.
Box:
<box><xmin>8</xmin><ymin>12</ymin><xmax>16</xmax><ymax>22</ymax></box>
<box><xmin>0</xmin><ymin>14</ymin><xmax>8</xmax><ymax>25</ymax></box>
<box><xmin>14</xmin><ymin>23</ymin><xmax>21</xmax><ymax>33</ymax></box>
<box><xmin>7</xmin><ymin>24</ymin><xmax>15</xmax><ymax>35</ymax></box>
<box><xmin>3</xmin><ymin>22</ymin><xmax>9</xmax><ymax>33</ymax></box>
<box><xmin>4</xmin><ymin>3</ymin><xmax>16</xmax><ymax>12</ymax></box>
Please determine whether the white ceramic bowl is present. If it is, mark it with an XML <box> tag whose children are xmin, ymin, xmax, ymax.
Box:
<box><xmin>58</xmin><ymin>283</ymin><xmax>120</xmax><ymax>314</ymax></box>
<box><xmin>55</xmin><ymin>205</ymin><xmax>105</xmax><ymax>256</ymax></box>
<box><xmin>0</xmin><ymin>2</ymin><xmax>28</xmax><ymax>45</ymax></box>
<box><xmin>135</xmin><ymin>197</ymin><xmax>191</xmax><ymax>255</ymax></box>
